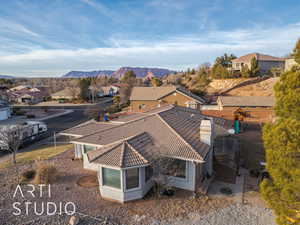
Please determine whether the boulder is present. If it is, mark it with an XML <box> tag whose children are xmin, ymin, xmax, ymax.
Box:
<box><xmin>69</xmin><ymin>216</ymin><xmax>79</xmax><ymax>225</ymax></box>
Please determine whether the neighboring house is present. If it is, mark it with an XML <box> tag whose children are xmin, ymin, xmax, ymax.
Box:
<box><xmin>231</xmin><ymin>53</ymin><xmax>285</xmax><ymax>74</ymax></box>
<box><xmin>130</xmin><ymin>86</ymin><xmax>206</xmax><ymax>112</ymax></box>
<box><xmin>0</xmin><ymin>103</ymin><xmax>11</xmax><ymax>121</ymax></box>
<box><xmin>7</xmin><ymin>86</ymin><xmax>50</xmax><ymax>104</ymax></box>
<box><xmin>15</xmin><ymin>92</ymin><xmax>44</xmax><ymax>104</ymax></box>
<box><xmin>217</xmin><ymin>96</ymin><xmax>275</xmax><ymax>110</ymax></box>
<box><xmin>101</xmin><ymin>86</ymin><xmax>119</xmax><ymax>97</ymax></box>
<box><xmin>60</xmin><ymin>105</ymin><xmax>234</xmax><ymax>203</ymax></box>
<box><xmin>51</xmin><ymin>88</ymin><xmax>80</xmax><ymax>101</ymax></box>
<box><xmin>285</xmin><ymin>58</ymin><xmax>298</xmax><ymax>71</ymax></box>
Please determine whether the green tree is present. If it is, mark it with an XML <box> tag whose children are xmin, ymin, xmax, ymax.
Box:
<box><xmin>241</xmin><ymin>65</ymin><xmax>251</xmax><ymax>78</ymax></box>
<box><xmin>211</xmin><ymin>64</ymin><xmax>230</xmax><ymax>79</ymax></box>
<box><xmin>151</xmin><ymin>77</ymin><xmax>163</xmax><ymax>87</ymax></box>
<box><xmin>261</xmin><ymin>118</ymin><xmax>300</xmax><ymax>225</ymax></box>
<box><xmin>250</xmin><ymin>57</ymin><xmax>260</xmax><ymax>77</ymax></box>
<box><xmin>293</xmin><ymin>38</ymin><xmax>300</xmax><ymax>64</ymax></box>
<box><xmin>215</xmin><ymin>53</ymin><xmax>237</xmax><ymax>68</ymax></box>
<box><xmin>273</xmin><ymin>68</ymin><xmax>300</xmax><ymax>120</ymax></box>
<box><xmin>79</xmin><ymin>78</ymin><xmax>91</xmax><ymax>101</ymax></box>
<box><xmin>192</xmin><ymin>67</ymin><xmax>211</xmax><ymax>95</ymax></box>
<box><xmin>261</xmin><ymin>58</ymin><xmax>300</xmax><ymax>225</ymax></box>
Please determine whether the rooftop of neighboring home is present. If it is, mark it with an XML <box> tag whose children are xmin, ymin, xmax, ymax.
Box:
<box><xmin>232</xmin><ymin>53</ymin><xmax>285</xmax><ymax>63</ymax></box>
<box><xmin>61</xmin><ymin>105</ymin><xmax>232</xmax><ymax>167</ymax></box>
<box><xmin>130</xmin><ymin>85</ymin><xmax>206</xmax><ymax>103</ymax></box>
<box><xmin>51</xmin><ymin>87</ymin><xmax>80</xmax><ymax>97</ymax></box>
<box><xmin>218</xmin><ymin>96</ymin><xmax>276</xmax><ymax>107</ymax></box>
<box><xmin>8</xmin><ymin>85</ymin><xmax>50</xmax><ymax>98</ymax></box>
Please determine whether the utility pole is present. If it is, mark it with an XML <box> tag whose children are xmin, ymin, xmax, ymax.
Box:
<box><xmin>53</xmin><ymin>131</ymin><xmax>56</xmax><ymax>150</ymax></box>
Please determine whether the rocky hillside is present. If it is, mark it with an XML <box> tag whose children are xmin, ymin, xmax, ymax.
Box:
<box><xmin>112</xmin><ymin>67</ymin><xmax>176</xmax><ymax>79</ymax></box>
<box><xmin>62</xmin><ymin>70</ymin><xmax>115</xmax><ymax>78</ymax></box>
<box><xmin>62</xmin><ymin>67</ymin><xmax>176</xmax><ymax>79</ymax></box>
<box><xmin>207</xmin><ymin>77</ymin><xmax>278</xmax><ymax>96</ymax></box>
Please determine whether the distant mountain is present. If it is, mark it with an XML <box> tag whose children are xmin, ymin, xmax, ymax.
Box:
<box><xmin>62</xmin><ymin>67</ymin><xmax>176</xmax><ymax>79</ymax></box>
<box><xmin>113</xmin><ymin>67</ymin><xmax>176</xmax><ymax>79</ymax></box>
<box><xmin>0</xmin><ymin>75</ymin><xmax>14</xmax><ymax>79</ymax></box>
<box><xmin>62</xmin><ymin>70</ymin><xmax>115</xmax><ymax>78</ymax></box>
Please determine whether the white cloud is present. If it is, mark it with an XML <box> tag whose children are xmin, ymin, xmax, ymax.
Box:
<box><xmin>0</xmin><ymin>18</ymin><xmax>40</xmax><ymax>37</ymax></box>
<box><xmin>80</xmin><ymin>0</ymin><xmax>113</xmax><ymax>18</ymax></box>
<box><xmin>0</xmin><ymin>22</ymin><xmax>299</xmax><ymax>77</ymax></box>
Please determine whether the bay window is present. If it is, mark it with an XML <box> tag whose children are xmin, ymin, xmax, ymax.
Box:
<box><xmin>125</xmin><ymin>168</ymin><xmax>139</xmax><ymax>189</ymax></box>
<box><xmin>102</xmin><ymin>167</ymin><xmax>121</xmax><ymax>189</ymax></box>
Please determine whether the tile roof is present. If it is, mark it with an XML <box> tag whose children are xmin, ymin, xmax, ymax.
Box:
<box><xmin>88</xmin><ymin>132</ymin><xmax>153</xmax><ymax>168</ymax></box>
<box><xmin>130</xmin><ymin>86</ymin><xmax>177</xmax><ymax>101</ymax></box>
<box><xmin>130</xmin><ymin>86</ymin><xmax>206</xmax><ymax>103</ymax></box>
<box><xmin>218</xmin><ymin>96</ymin><xmax>276</xmax><ymax>107</ymax></box>
<box><xmin>60</xmin><ymin>121</ymin><xmax>118</xmax><ymax>137</ymax></box>
<box><xmin>232</xmin><ymin>53</ymin><xmax>285</xmax><ymax>63</ymax></box>
<box><xmin>71</xmin><ymin>105</ymin><xmax>233</xmax><ymax>166</ymax></box>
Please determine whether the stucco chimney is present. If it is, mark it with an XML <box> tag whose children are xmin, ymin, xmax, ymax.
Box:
<box><xmin>200</xmin><ymin>119</ymin><xmax>212</xmax><ymax>145</ymax></box>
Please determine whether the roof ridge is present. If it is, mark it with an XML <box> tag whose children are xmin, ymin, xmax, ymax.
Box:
<box><xmin>126</xmin><ymin>142</ymin><xmax>149</xmax><ymax>164</ymax></box>
<box><xmin>120</xmin><ymin>142</ymin><xmax>126</xmax><ymax>167</ymax></box>
<box><xmin>155</xmin><ymin>113</ymin><xmax>204</xmax><ymax>162</ymax></box>
<box><xmin>89</xmin><ymin>141</ymin><xmax>123</xmax><ymax>162</ymax></box>
<box><xmin>74</xmin><ymin>107</ymin><xmax>177</xmax><ymax>143</ymax></box>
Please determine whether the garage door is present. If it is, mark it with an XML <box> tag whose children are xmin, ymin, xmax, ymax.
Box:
<box><xmin>0</xmin><ymin>110</ymin><xmax>8</xmax><ymax>121</ymax></box>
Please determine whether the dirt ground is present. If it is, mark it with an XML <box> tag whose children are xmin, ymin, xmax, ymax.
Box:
<box><xmin>0</xmin><ymin>150</ymin><xmax>233</xmax><ymax>225</ymax></box>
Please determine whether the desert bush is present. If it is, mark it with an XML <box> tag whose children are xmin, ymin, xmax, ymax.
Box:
<box><xmin>15</xmin><ymin>110</ymin><xmax>25</xmax><ymax>116</ymax></box>
<box><xmin>106</xmin><ymin>104</ymin><xmax>121</xmax><ymax>114</ymax></box>
<box><xmin>21</xmin><ymin>169</ymin><xmax>36</xmax><ymax>182</ymax></box>
<box><xmin>34</xmin><ymin>162</ymin><xmax>57</xmax><ymax>184</ymax></box>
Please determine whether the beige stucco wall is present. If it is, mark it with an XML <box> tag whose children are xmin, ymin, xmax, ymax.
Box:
<box><xmin>130</xmin><ymin>91</ymin><xmax>200</xmax><ymax>112</ymax></box>
<box><xmin>285</xmin><ymin>58</ymin><xmax>298</xmax><ymax>71</ymax></box>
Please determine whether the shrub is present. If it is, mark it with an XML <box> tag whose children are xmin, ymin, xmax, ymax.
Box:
<box><xmin>106</xmin><ymin>104</ymin><xmax>121</xmax><ymax>114</ymax></box>
<box><xmin>15</xmin><ymin>110</ymin><xmax>25</xmax><ymax>116</ymax></box>
<box><xmin>34</xmin><ymin>162</ymin><xmax>57</xmax><ymax>184</ymax></box>
<box><xmin>21</xmin><ymin>169</ymin><xmax>36</xmax><ymax>181</ymax></box>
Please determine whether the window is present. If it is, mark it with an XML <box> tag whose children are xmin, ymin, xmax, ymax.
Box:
<box><xmin>83</xmin><ymin>145</ymin><xmax>97</xmax><ymax>153</ymax></box>
<box><xmin>164</xmin><ymin>158</ymin><xmax>186</xmax><ymax>178</ymax></box>
<box><xmin>145</xmin><ymin>166</ymin><xmax>153</xmax><ymax>182</ymax></box>
<box><xmin>187</xmin><ymin>101</ymin><xmax>197</xmax><ymax>109</ymax></box>
<box><xmin>126</xmin><ymin>168</ymin><xmax>139</xmax><ymax>189</ymax></box>
<box><xmin>102</xmin><ymin>168</ymin><xmax>121</xmax><ymax>189</ymax></box>
<box><xmin>139</xmin><ymin>104</ymin><xmax>146</xmax><ymax>110</ymax></box>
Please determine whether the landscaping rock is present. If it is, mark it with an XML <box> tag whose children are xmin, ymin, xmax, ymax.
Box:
<box><xmin>69</xmin><ymin>216</ymin><xmax>79</xmax><ymax>225</ymax></box>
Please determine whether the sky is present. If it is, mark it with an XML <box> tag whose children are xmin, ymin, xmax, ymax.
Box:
<box><xmin>0</xmin><ymin>0</ymin><xmax>300</xmax><ymax>77</ymax></box>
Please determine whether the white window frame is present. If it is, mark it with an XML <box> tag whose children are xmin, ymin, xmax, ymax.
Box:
<box><xmin>101</xmin><ymin>166</ymin><xmax>122</xmax><ymax>191</ymax></box>
<box><xmin>124</xmin><ymin>167</ymin><xmax>141</xmax><ymax>192</ymax></box>
<box><xmin>186</xmin><ymin>101</ymin><xmax>197</xmax><ymax>109</ymax></box>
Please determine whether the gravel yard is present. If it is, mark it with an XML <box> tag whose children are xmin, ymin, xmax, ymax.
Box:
<box><xmin>0</xmin><ymin>149</ymin><xmax>275</xmax><ymax>225</ymax></box>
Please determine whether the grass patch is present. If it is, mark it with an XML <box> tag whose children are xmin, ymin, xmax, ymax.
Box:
<box><xmin>0</xmin><ymin>144</ymin><xmax>72</xmax><ymax>169</ymax></box>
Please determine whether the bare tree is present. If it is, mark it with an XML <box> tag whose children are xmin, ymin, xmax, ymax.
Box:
<box><xmin>150</xmin><ymin>146</ymin><xmax>184</xmax><ymax>197</ymax></box>
<box><xmin>67</xmin><ymin>79</ymin><xmax>80</xmax><ymax>100</ymax></box>
<box><xmin>0</xmin><ymin>125</ymin><xmax>23</xmax><ymax>182</ymax></box>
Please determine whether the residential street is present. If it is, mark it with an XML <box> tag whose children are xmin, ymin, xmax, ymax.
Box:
<box><xmin>0</xmin><ymin>98</ymin><xmax>113</xmax><ymax>163</ymax></box>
